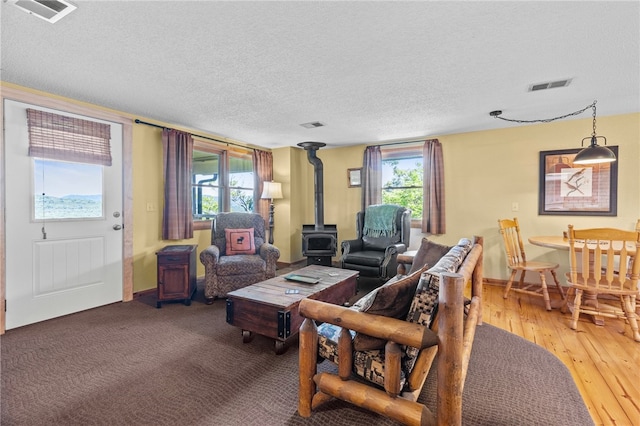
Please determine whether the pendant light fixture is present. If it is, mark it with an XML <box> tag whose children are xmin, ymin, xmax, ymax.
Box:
<box><xmin>490</xmin><ymin>100</ymin><xmax>617</xmax><ymax>165</ymax></box>
<box><xmin>573</xmin><ymin>102</ymin><xmax>616</xmax><ymax>164</ymax></box>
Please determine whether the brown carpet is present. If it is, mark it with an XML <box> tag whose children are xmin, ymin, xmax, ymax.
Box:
<box><xmin>1</xmin><ymin>284</ymin><xmax>593</xmax><ymax>426</ymax></box>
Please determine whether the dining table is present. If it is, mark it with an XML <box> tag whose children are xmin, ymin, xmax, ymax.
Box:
<box><xmin>528</xmin><ymin>235</ymin><xmax>637</xmax><ymax>326</ymax></box>
<box><xmin>528</xmin><ymin>235</ymin><xmax>637</xmax><ymax>256</ymax></box>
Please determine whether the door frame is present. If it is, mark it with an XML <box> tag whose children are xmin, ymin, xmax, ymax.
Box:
<box><xmin>0</xmin><ymin>84</ymin><xmax>134</xmax><ymax>334</ymax></box>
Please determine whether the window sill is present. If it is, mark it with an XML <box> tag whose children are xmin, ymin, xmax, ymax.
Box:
<box><xmin>194</xmin><ymin>220</ymin><xmax>212</xmax><ymax>231</ymax></box>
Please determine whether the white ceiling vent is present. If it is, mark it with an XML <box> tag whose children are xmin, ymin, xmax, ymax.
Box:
<box><xmin>529</xmin><ymin>79</ymin><xmax>572</xmax><ymax>92</ymax></box>
<box><xmin>8</xmin><ymin>0</ymin><xmax>77</xmax><ymax>23</ymax></box>
<box><xmin>300</xmin><ymin>121</ymin><xmax>326</xmax><ymax>129</ymax></box>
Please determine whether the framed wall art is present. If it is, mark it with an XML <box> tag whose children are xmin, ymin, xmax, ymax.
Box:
<box><xmin>348</xmin><ymin>168</ymin><xmax>362</xmax><ymax>187</ymax></box>
<box><xmin>538</xmin><ymin>147</ymin><xmax>618</xmax><ymax>216</ymax></box>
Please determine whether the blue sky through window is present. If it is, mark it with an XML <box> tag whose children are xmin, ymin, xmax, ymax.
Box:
<box><xmin>34</xmin><ymin>159</ymin><xmax>102</xmax><ymax>198</ymax></box>
<box><xmin>382</xmin><ymin>157</ymin><xmax>423</xmax><ymax>186</ymax></box>
<box><xmin>33</xmin><ymin>159</ymin><xmax>103</xmax><ymax>219</ymax></box>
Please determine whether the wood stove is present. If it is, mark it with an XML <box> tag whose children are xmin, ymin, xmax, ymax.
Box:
<box><xmin>298</xmin><ymin>141</ymin><xmax>338</xmax><ymax>266</ymax></box>
<box><xmin>302</xmin><ymin>224</ymin><xmax>337</xmax><ymax>266</ymax></box>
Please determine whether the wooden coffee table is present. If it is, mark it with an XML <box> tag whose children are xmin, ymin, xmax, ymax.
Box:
<box><xmin>226</xmin><ymin>265</ymin><xmax>358</xmax><ymax>354</ymax></box>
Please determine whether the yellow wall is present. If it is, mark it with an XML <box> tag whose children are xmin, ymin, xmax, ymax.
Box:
<box><xmin>432</xmin><ymin>113</ymin><xmax>640</xmax><ymax>282</ymax></box>
<box><xmin>131</xmin><ymin>124</ymin><xmax>209</xmax><ymax>292</ymax></box>
<box><xmin>272</xmin><ymin>144</ymin><xmax>365</xmax><ymax>263</ymax></box>
<box><xmin>131</xmin><ymin>121</ymin><xmax>261</xmax><ymax>292</ymax></box>
<box><xmin>271</xmin><ymin>147</ymin><xmax>294</xmax><ymax>262</ymax></box>
<box><xmin>131</xmin><ymin>124</ymin><xmax>165</xmax><ymax>292</ymax></box>
<box><xmin>275</xmin><ymin>113</ymin><xmax>639</xmax><ymax>284</ymax></box>
<box><xmin>102</xmin><ymin>109</ymin><xmax>640</xmax><ymax>291</ymax></box>
<box><xmin>4</xmin><ymin>82</ymin><xmax>638</xmax><ymax>292</ymax></box>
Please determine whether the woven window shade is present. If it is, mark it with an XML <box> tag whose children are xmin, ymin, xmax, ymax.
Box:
<box><xmin>26</xmin><ymin>109</ymin><xmax>112</xmax><ymax>166</ymax></box>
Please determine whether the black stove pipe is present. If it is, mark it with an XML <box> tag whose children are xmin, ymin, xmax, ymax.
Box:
<box><xmin>297</xmin><ymin>141</ymin><xmax>326</xmax><ymax>230</ymax></box>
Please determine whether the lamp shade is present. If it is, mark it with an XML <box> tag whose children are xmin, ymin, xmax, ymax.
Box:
<box><xmin>573</xmin><ymin>137</ymin><xmax>617</xmax><ymax>165</ymax></box>
<box><xmin>261</xmin><ymin>181</ymin><xmax>283</xmax><ymax>200</ymax></box>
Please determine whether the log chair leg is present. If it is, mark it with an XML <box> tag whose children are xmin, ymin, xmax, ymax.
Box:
<box><xmin>337</xmin><ymin>327</ymin><xmax>353</xmax><ymax>380</ymax></box>
<box><xmin>383</xmin><ymin>342</ymin><xmax>402</xmax><ymax>397</ymax></box>
<box><xmin>298</xmin><ymin>318</ymin><xmax>318</xmax><ymax>417</ymax></box>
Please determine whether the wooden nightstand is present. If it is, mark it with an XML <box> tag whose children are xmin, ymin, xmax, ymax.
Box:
<box><xmin>155</xmin><ymin>245</ymin><xmax>197</xmax><ymax>308</ymax></box>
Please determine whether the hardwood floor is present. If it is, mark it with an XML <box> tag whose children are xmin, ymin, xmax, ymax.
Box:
<box><xmin>482</xmin><ymin>283</ymin><xmax>639</xmax><ymax>426</ymax></box>
<box><xmin>279</xmin><ymin>262</ymin><xmax>639</xmax><ymax>425</ymax></box>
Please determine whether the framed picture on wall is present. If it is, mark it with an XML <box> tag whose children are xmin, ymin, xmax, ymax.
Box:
<box><xmin>348</xmin><ymin>168</ymin><xmax>362</xmax><ymax>187</ymax></box>
<box><xmin>538</xmin><ymin>147</ymin><xmax>618</xmax><ymax>216</ymax></box>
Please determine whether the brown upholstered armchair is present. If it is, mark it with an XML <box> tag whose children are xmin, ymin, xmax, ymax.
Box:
<box><xmin>199</xmin><ymin>212</ymin><xmax>280</xmax><ymax>304</ymax></box>
<box><xmin>340</xmin><ymin>205</ymin><xmax>411</xmax><ymax>282</ymax></box>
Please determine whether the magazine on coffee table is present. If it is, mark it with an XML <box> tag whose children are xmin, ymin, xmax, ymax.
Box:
<box><xmin>283</xmin><ymin>273</ymin><xmax>320</xmax><ymax>284</ymax></box>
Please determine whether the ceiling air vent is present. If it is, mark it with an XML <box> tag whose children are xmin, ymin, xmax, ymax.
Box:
<box><xmin>8</xmin><ymin>0</ymin><xmax>77</xmax><ymax>23</ymax></box>
<box><xmin>300</xmin><ymin>121</ymin><xmax>326</xmax><ymax>129</ymax></box>
<box><xmin>529</xmin><ymin>79</ymin><xmax>572</xmax><ymax>92</ymax></box>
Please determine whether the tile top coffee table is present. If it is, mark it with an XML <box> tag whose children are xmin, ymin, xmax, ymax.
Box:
<box><xmin>226</xmin><ymin>265</ymin><xmax>358</xmax><ymax>354</ymax></box>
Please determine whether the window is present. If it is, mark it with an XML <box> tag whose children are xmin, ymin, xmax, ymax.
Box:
<box><xmin>228</xmin><ymin>155</ymin><xmax>255</xmax><ymax>212</ymax></box>
<box><xmin>27</xmin><ymin>108</ymin><xmax>111</xmax><ymax>221</ymax></box>
<box><xmin>381</xmin><ymin>145</ymin><xmax>423</xmax><ymax>224</ymax></box>
<box><xmin>192</xmin><ymin>149</ymin><xmax>220</xmax><ymax>221</ymax></box>
<box><xmin>191</xmin><ymin>141</ymin><xmax>254</xmax><ymax>227</ymax></box>
<box><xmin>33</xmin><ymin>159</ymin><xmax>104</xmax><ymax>220</ymax></box>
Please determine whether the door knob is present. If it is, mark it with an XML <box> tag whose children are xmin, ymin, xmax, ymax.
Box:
<box><xmin>113</xmin><ymin>224</ymin><xmax>122</xmax><ymax>230</ymax></box>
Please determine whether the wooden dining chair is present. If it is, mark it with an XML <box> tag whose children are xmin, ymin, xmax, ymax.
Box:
<box><xmin>498</xmin><ymin>217</ymin><xmax>565</xmax><ymax>310</ymax></box>
<box><xmin>563</xmin><ymin>225</ymin><xmax>640</xmax><ymax>342</ymax></box>
<box><xmin>614</xmin><ymin>219</ymin><xmax>639</xmax><ymax>277</ymax></box>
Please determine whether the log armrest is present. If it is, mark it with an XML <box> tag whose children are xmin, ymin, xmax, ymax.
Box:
<box><xmin>299</xmin><ymin>299</ymin><xmax>437</xmax><ymax>350</ymax></box>
<box><xmin>397</xmin><ymin>250</ymin><xmax>417</xmax><ymax>275</ymax></box>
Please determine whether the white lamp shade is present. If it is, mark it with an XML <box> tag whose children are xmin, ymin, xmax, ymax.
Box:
<box><xmin>261</xmin><ymin>181</ymin><xmax>283</xmax><ymax>200</ymax></box>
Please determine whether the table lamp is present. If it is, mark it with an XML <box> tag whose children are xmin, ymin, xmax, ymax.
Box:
<box><xmin>260</xmin><ymin>181</ymin><xmax>283</xmax><ymax>244</ymax></box>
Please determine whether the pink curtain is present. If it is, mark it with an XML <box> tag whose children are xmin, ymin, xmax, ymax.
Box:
<box><xmin>253</xmin><ymin>149</ymin><xmax>273</xmax><ymax>224</ymax></box>
<box><xmin>422</xmin><ymin>139</ymin><xmax>445</xmax><ymax>234</ymax></box>
<box><xmin>361</xmin><ymin>145</ymin><xmax>382</xmax><ymax>210</ymax></box>
<box><xmin>162</xmin><ymin>129</ymin><xmax>194</xmax><ymax>240</ymax></box>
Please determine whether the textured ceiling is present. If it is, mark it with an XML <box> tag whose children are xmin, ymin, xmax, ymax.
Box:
<box><xmin>1</xmin><ymin>1</ymin><xmax>639</xmax><ymax>149</ymax></box>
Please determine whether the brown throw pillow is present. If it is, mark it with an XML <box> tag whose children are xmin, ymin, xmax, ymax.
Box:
<box><xmin>353</xmin><ymin>264</ymin><xmax>430</xmax><ymax>351</ymax></box>
<box><xmin>225</xmin><ymin>228</ymin><xmax>256</xmax><ymax>255</ymax></box>
<box><xmin>409</xmin><ymin>238</ymin><xmax>453</xmax><ymax>274</ymax></box>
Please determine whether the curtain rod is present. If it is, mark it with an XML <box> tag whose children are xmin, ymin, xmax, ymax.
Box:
<box><xmin>134</xmin><ymin>119</ymin><xmax>254</xmax><ymax>151</ymax></box>
<box><xmin>367</xmin><ymin>139</ymin><xmax>428</xmax><ymax>148</ymax></box>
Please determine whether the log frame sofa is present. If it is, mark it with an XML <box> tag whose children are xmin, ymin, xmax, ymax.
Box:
<box><xmin>298</xmin><ymin>236</ymin><xmax>484</xmax><ymax>426</ymax></box>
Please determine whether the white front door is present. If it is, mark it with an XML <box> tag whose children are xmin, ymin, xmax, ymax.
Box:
<box><xmin>3</xmin><ymin>99</ymin><xmax>123</xmax><ymax>330</ymax></box>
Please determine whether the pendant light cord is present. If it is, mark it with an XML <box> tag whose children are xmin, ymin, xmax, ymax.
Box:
<box><xmin>41</xmin><ymin>160</ymin><xmax>47</xmax><ymax>240</ymax></box>
<box><xmin>490</xmin><ymin>101</ymin><xmax>597</xmax><ymax>124</ymax></box>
